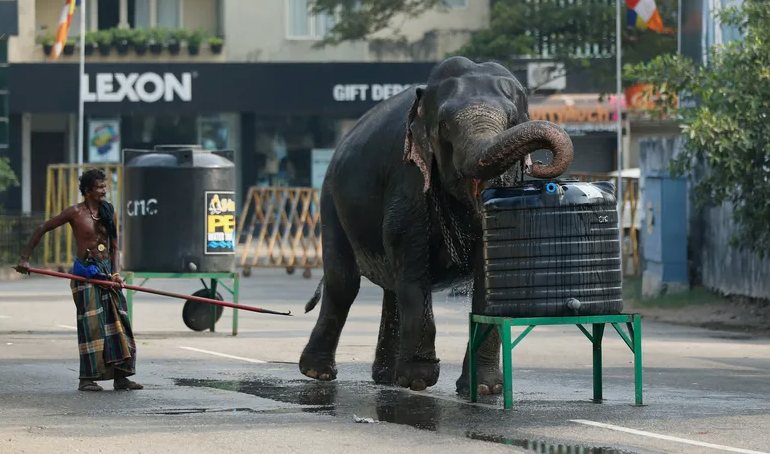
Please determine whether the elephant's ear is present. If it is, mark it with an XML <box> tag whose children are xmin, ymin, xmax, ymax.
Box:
<box><xmin>403</xmin><ymin>85</ymin><xmax>432</xmax><ymax>193</ymax></box>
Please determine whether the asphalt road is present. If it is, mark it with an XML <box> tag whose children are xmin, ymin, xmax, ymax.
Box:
<box><xmin>1</xmin><ymin>268</ymin><xmax>769</xmax><ymax>454</ymax></box>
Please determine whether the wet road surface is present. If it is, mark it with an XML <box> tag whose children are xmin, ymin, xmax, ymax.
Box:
<box><xmin>1</xmin><ymin>269</ymin><xmax>769</xmax><ymax>454</ymax></box>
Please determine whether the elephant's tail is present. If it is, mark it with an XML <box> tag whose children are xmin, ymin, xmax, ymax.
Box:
<box><xmin>304</xmin><ymin>277</ymin><xmax>324</xmax><ymax>313</ymax></box>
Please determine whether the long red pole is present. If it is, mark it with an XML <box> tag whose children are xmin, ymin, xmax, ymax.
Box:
<box><xmin>13</xmin><ymin>267</ymin><xmax>292</xmax><ymax>316</ymax></box>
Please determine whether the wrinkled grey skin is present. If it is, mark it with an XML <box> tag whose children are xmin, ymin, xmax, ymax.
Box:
<box><xmin>299</xmin><ymin>56</ymin><xmax>573</xmax><ymax>395</ymax></box>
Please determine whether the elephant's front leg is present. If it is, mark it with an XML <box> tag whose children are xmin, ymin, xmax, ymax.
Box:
<box><xmin>394</xmin><ymin>277</ymin><xmax>439</xmax><ymax>391</ymax></box>
<box><xmin>384</xmin><ymin>208</ymin><xmax>439</xmax><ymax>392</ymax></box>
<box><xmin>372</xmin><ymin>289</ymin><xmax>399</xmax><ymax>385</ymax></box>
<box><xmin>456</xmin><ymin>242</ymin><xmax>503</xmax><ymax>396</ymax></box>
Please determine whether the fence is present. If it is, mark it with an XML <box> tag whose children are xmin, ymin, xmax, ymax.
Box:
<box><xmin>43</xmin><ymin>163</ymin><xmax>122</xmax><ymax>270</ymax></box>
<box><xmin>235</xmin><ymin>186</ymin><xmax>322</xmax><ymax>278</ymax></box>
<box><xmin>640</xmin><ymin>136</ymin><xmax>770</xmax><ymax>300</ymax></box>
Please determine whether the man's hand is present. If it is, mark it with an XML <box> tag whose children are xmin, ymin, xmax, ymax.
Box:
<box><xmin>111</xmin><ymin>273</ymin><xmax>124</xmax><ymax>288</ymax></box>
<box><xmin>15</xmin><ymin>258</ymin><xmax>30</xmax><ymax>275</ymax></box>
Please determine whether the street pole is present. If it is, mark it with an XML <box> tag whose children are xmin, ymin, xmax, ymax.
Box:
<box><xmin>616</xmin><ymin>0</ymin><xmax>624</xmax><ymax>271</ymax></box>
<box><xmin>76</xmin><ymin>0</ymin><xmax>85</xmax><ymax>176</ymax></box>
<box><xmin>0</xmin><ymin>36</ymin><xmax>9</xmax><ymax>174</ymax></box>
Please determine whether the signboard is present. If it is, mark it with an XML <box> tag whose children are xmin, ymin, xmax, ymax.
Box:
<box><xmin>88</xmin><ymin>118</ymin><xmax>121</xmax><ymax>162</ymax></box>
<box><xmin>205</xmin><ymin>191</ymin><xmax>236</xmax><ymax>255</ymax></box>
<box><xmin>625</xmin><ymin>84</ymin><xmax>678</xmax><ymax>113</ymax></box>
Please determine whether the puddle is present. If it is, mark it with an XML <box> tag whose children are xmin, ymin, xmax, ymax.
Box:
<box><xmin>174</xmin><ymin>377</ymin><xmax>654</xmax><ymax>453</ymax></box>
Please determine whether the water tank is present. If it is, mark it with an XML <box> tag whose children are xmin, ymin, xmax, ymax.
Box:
<box><xmin>480</xmin><ymin>179</ymin><xmax>623</xmax><ymax>317</ymax></box>
<box><xmin>122</xmin><ymin>144</ymin><xmax>237</xmax><ymax>273</ymax></box>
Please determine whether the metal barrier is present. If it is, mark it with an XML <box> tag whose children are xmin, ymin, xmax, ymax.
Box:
<box><xmin>570</xmin><ymin>172</ymin><xmax>641</xmax><ymax>277</ymax></box>
<box><xmin>44</xmin><ymin>163</ymin><xmax>123</xmax><ymax>270</ymax></box>
<box><xmin>236</xmin><ymin>186</ymin><xmax>322</xmax><ymax>278</ymax></box>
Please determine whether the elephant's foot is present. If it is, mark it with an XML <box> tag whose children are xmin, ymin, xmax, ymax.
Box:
<box><xmin>371</xmin><ymin>365</ymin><xmax>396</xmax><ymax>385</ymax></box>
<box><xmin>299</xmin><ymin>351</ymin><xmax>337</xmax><ymax>381</ymax></box>
<box><xmin>395</xmin><ymin>358</ymin><xmax>440</xmax><ymax>391</ymax></box>
<box><xmin>455</xmin><ymin>365</ymin><xmax>504</xmax><ymax>396</ymax></box>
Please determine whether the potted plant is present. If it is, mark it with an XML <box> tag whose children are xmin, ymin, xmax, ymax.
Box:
<box><xmin>96</xmin><ymin>30</ymin><xmax>113</xmax><ymax>56</ymax></box>
<box><xmin>84</xmin><ymin>31</ymin><xmax>98</xmax><ymax>56</ymax></box>
<box><xmin>187</xmin><ymin>29</ymin><xmax>206</xmax><ymax>56</ymax></box>
<box><xmin>208</xmin><ymin>37</ymin><xmax>224</xmax><ymax>54</ymax></box>
<box><xmin>39</xmin><ymin>34</ymin><xmax>54</xmax><ymax>57</ymax></box>
<box><xmin>63</xmin><ymin>38</ymin><xmax>75</xmax><ymax>56</ymax></box>
<box><xmin>131</xmin><ymin>28</ymin><xmax>148</xmax><ymax>55</ymax></box>
<box><xmin>167</xmin><ymin>29</ymin><xmax>188</xmax><ymax>55</ymax></box>
<box><xmin>148</xmin><ymin>27</ymin><xmax>166</xmax><ymax>55</ymax></box>
<box><xmin>112</xmin><ymin>28</ymin><xmax>131</xmax><ymax>55</ymax></box>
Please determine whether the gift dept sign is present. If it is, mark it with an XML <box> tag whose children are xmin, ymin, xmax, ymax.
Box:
<box><xmin>82</xmin><ymin>72</ymin><xmax>193</xmax><ymax>103</ymax></box>
<box><xmin>333</xmin><ymin>83</ymin><xmax>414</xmax><ymax>102</ymax></box>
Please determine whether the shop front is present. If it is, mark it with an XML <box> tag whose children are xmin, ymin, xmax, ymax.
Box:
<box><xmin>5</xmin><ymin>61</ymin><xmax>435</xmax><ymax>214</ymax></box>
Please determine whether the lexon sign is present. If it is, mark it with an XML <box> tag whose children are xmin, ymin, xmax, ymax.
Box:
<box><xmin>82</xmin><ymin>72</ymin><xmax>193</xmax><ymax>103</ymax></box>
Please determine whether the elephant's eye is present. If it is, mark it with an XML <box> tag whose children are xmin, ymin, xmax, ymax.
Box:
<box><xmin>439</xmin><ymin>120</ymin><xmax>449</xmax><ymax>134</ymax></box>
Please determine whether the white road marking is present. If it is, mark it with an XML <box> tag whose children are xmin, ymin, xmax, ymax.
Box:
<box><xmin>178</xmin><ymin>346</ymin><xmax>266</xmax><ymax>364</ymax></box>
<box><xmin>571</xmin><ymin>420</ymin><xmax>769</xmax><ymax>454</ymax></box>
<box><xmin>56</xmin><ymin>324</ymin><xmax>78</xmax><ymax>330</ymax></box>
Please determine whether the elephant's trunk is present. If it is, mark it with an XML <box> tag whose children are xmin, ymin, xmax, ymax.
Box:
<box><xmin>459</xmin><ymin>120</ymin><xmax>574</xmax><ymax>181</ymax></box>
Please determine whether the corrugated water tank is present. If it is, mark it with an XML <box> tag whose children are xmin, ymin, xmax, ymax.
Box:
<box><xmin>480</xmin><ymin>179</ymin><xmax>624</xmax><ymax>318</ymax></box>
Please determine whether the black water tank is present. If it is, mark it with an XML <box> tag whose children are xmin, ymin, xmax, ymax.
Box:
<box><xmin>122</xmin><ymin>145</ymin><xmax>237</xmax><ymax>273</ymax></box>
<box><xmin>481</xmin><ymin>179</ymin><xmax>623</xmax><ymax>317</ymax></box>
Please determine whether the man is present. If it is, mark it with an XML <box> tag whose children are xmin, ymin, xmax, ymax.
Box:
<box><xmin>16</xmin><ymin>168</ymin><xmax>143</xmax><ymax>392</ymax></box>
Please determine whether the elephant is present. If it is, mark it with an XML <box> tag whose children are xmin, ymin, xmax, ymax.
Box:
<box><xmin>299</xmin><ymin>56</ymin><xmax>574</xmax><ymax>395</ymax></box>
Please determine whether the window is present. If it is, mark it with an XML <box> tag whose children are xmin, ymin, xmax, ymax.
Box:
<box><xmin>287</xmin><ymin>0</ymin><xmax>337</xmax><ymax>39</ymax></box>
<box><xmin>157</xmin><ymin>0</ymin><xmax>181</xmax><ymax>28</ymax></box>
<box><xmin>67</xmin><ymin>1</ymin><xmax>92</xmax><ymax>34</ymax></box>
<box><xmin>442</xmin><ymin>0</ymin><xmax>468</xmax><ymax>8</ymax></box>
<box><xmin>132</xmin><ymin>0</ymin><xmax>182</xmax><ymax>30</ymax></box>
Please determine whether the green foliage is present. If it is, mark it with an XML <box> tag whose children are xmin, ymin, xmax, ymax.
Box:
<box><xmin>0</xmin><ymin>155</ymin><xmax>18</xmax><ymax>196</ymax></box>
<box><xmin>310</xmin><ymin>0</ymin><xmax>677</xmax><ymax>94</ymax></box>
<box><xmin>625</xmin><ymin>0</ymin><xmax>770</xmax><ymax>257</ymax></box>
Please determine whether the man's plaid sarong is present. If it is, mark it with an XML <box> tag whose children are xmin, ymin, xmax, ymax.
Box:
<box><xmin>70</xmin><ymin>258</ymin><xmax>137</xmax><ymax>380</ymax></box>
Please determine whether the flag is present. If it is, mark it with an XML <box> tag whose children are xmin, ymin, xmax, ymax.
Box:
<box><xmin>625</xmin><ymin>0</ymin><xmax>675</xmax><ymax>34</ymax></box>
<box><xmin>50</xmin><ymin>0</ymin><xmax>81</xmax><ymax>60</ymax></box>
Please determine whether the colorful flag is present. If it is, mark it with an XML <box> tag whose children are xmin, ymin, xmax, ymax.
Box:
<box><xmin>625</xmin><ymin>0</ymin><xmax>674</xmax><ymax>34</ymax></box>
<box><xmin>50</xmin><ymin>0</ymin><xmax>81</xmax><ymax>60</ymax></box>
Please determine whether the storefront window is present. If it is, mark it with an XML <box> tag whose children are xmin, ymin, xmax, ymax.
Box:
<box><xmin>122</xmin><ymin>114</ymin><xmax>198</xmax><ymax>150</ymax></box>
<box><xmin>248</xmin><ymin>115</ymin><xmax>343</xmax><ymax>189</ymax></box>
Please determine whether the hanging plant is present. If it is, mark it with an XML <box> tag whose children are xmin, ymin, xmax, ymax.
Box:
<box><xmin>167</xmin><ymin>29</ymin><xmax>189</xmax><ymax>55</ymax></box>
<box><xmin>187</xmin><ymin>28</ymin><xmax>206</xmax><ymax>56</ymax></box>
<box><xmin>112</xmin><ymin>28</ymin><xmax>132</xmax><ymax>56</ymax></box>
<box><xmin>63</xmin><ymin>38</ymin><xmax>76</xmax><ymax>56</ymax></box>
<box><xmin>84</xmin><ymin>31</ymin><xmax>98</xmax><ymax>56</ymax></box>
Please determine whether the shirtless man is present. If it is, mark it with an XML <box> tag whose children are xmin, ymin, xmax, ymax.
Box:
<box><xmin>16</xmin><ymin>168</ymin><xmax>143</xmax><ymax>392</ymax></box>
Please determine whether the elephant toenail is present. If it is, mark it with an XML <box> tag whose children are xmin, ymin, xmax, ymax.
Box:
<box><xmin>410</xmin><ymin>379</ymin><xmax>427</xmax><ymax>391</ymax></box>
<box><xmin>492</xmin><ymin>383</ymin><xmax>503</xmax><ymax>394</ymax></box>
<box><xmin>319</xmin><ymin>373</ymin><xmax>330</xmax><ymax>380</ymax></box>
<box><xmin>478</xmin><ymin>384</ymin><xmax>490</xmax><ymax>395</ymax></box>
<box><xmin>304</xmin><ymin>369</ymin><xmax>316</xmax><ymax>378</ymax></box>
<box><xmin>398</xmin><ymin>376</ymin><xmax>410</xmax><ymax>388</ymax></box>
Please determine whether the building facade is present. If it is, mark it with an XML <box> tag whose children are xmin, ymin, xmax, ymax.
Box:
<box><xmin>2</xmin><ymin>0</ymin><xmax>629</xmax><ymax>215</ymax></box>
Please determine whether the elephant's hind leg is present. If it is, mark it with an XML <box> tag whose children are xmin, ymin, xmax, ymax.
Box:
<box><xmin>299</xmin><ymin>201</ymin><xmax>361</xmax><ymax>381</ymax></box>
<box><xmin>372</xmin><ymin>289</ymin><xmax>399</xmax><ymax>385</ymax></box>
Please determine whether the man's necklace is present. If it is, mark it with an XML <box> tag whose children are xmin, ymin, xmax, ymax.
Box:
<box><xmin>86</xmin><ymin>204</ymin><xmax>100</xmax><ymax>221</ymax></box>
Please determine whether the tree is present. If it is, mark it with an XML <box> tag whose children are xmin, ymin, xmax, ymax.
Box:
<box><xmin>624</xmin><ymin>0</ymin><xmax>770</xmax><ymax>257</ymax></box>
<box><xmin>311</xmin><ymin>0</ymin><xmax>678</xmax><ymax>94</ymax></box>
<box><xmin>0</xmin><ymin>156</ymin><xmax>17</xmax><ymax>196</ymax></box>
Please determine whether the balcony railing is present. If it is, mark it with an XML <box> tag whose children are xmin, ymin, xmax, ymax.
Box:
<box><xmin>36</xmin><ymin>27</ymin><xmax>225</xmax><ymax>62</ymax></box>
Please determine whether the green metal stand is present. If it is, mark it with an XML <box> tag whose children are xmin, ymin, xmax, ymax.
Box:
<box><xmin>124</xmin><ymin>272</ymin><xmax>241</xmax><ymax>336</ymax></box>
<box><xmin>469</xmin><ymin>313</ymin><xmax>643</xmax><ymax>410</ymax></box>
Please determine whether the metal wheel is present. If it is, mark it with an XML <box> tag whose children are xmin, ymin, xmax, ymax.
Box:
<box><xmin>286</xmin><ymin>266</ymin><xmax>296</xmax><ymax>275</ymax></box>
<box><xmin>242</xmin><ymin>267</ymin><xmax>252</xmax><ymax>277</ymax></box>
<box><xmin>182</xmin><ymin>289</ymin><xmax>225</xmax><ymax>332</ymax></box>
<box><xmin>302</xmin><ymin>268</ymin><xmax>312</xmax><ymax>279</ymax></box>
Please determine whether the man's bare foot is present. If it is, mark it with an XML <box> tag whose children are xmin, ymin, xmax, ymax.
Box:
<box><xmin>78</xmin><ymin>380</ymin><xmax>103</xmax><ymax>392</ymax></box>
<box><xmin>114</xmin><ymin>378</ymin><xmax>144</xmax><ymax>390</ymax></box>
